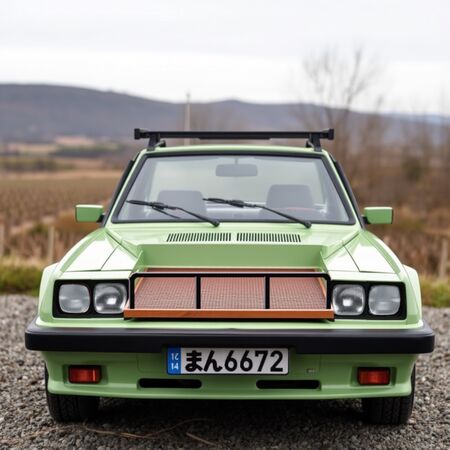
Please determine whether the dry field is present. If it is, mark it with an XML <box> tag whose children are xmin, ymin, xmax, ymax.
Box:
<box><xmin>371</xmin><ymin>207</ymin><xmax>450</xmax><ymax>276</ymax></box>
<box><xmin>0</xmin><ymin>174</ymin><xmax>119</xmax><ymax>228</ymax></box>
<box><xmin>0</xmin><ymin>171</ymin><xmax>448</xmax><ymax>305</ymax></box>
<box><xmin>0</xmin><ymin>173</ymin><xmax>119</xmax><ymax>261</ymax></box>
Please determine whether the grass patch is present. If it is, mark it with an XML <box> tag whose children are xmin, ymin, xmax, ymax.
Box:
<box><xmin>420</xmin><ymin>277</ymin><xmax>450</xmax><ymax>308</ymax></box>
<box><xmin>0</xmin><ymin>259</ymin><xmax>42</xmax><ymax>295</ymax></box>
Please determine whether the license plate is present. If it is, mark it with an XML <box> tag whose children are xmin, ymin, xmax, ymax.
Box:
<box><xmin>167</xmin><ymin>347</ymin><xmax>288</xmax><ymax>375</ymax></box>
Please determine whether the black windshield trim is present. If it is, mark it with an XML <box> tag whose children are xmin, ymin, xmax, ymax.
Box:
<box><xmin>110</xmin><ymin>150</ymin><xmax>357</xmax><ymax>226</ymax></box>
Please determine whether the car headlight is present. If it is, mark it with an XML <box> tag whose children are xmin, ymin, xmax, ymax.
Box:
<box><xmin>368</xmin><ymin>285</ymin><xmax>401</xmax><ymax>315</ymax></box>
<box><xmin>59</xmin><ymin>284</ymin><xmax>90</xmax><ymax>314</ymax></box>
<box><xmin>94</xmin><ymin>283</ymin><xmax>127</xmax><ymax>314</ymax></box>
<box><xmin>332</xmin><ymin>284</ymin><xmax>365</xmax><ymax>316</ymax></box>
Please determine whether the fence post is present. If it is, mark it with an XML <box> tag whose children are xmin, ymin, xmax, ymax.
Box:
<box><xmin>0</xmin><ymin>223</ymin><xmax>4</xmax><ymax>258</ymax></box>
<box><xmin>438</xmin><ymin>238</ymin><xmax>448</xmax><ymax>280</ymax></box>
<box><xmin>47</xmin><ymin>225</ymin><xmax>55</xmax><ymax>264</ymax></box>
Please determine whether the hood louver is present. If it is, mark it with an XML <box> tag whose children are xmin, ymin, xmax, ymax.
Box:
<box><xmin>236</xmin><ymin>233</ymin><xmax>301</xmax><ymax>243</ymax></box>
<box><xmin>166</xmin><ymin>232</ymin><xmax>232</xmax><ymax>243</ymax></box>
<box><xmin>166</xmin><ymin>232</ymin><xmax>301</xmax><ymax>243</ymax></box>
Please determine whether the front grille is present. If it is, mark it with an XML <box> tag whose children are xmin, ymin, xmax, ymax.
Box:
<box><xmin>269</xmin><ymin>277</ymin><xmax>325</xmax><ymax>309</ymax></box>
<box><xmin>125</xmin><ymin>269</ymin><xmax>333</xmax><ymax>320</ymax></box>
<box><xmin>134</xmin><ymin>277</ymin><xmax>196</xmax><ymax>309</ymax></box>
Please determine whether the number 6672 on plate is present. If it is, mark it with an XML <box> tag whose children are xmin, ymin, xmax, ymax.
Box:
<box><xmin>167</xmin><ymin>347</ymin><xmax>289</xmax><ymax>375</ymax></box>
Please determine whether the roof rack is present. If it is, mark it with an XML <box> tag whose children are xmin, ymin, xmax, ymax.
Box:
<box><xmin>134</xmin><ymin>129</ymin><xmax>334</xmax><ymax>152</ymax></box>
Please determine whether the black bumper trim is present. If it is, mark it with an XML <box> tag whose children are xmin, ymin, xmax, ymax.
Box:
<box><xmin>25</xmin><ymin>318</ymin><xmax>435</xmax><ymax>354</ymax></box>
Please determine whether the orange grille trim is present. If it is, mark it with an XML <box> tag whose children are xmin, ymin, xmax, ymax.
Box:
<box><xmin>124</xmin><ymin>308</ymin><xmax>334</xmax><ymax>319</ymax></box>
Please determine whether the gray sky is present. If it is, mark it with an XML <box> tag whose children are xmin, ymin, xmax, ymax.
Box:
<box><xmin>1</xmin><ymin>0</ymin><xmax>449</xmax><ymax>114</ymax></box>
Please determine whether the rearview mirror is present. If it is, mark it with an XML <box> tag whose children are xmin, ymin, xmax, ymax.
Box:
<box><xmin>216</xmin><ymin>164</ymin><xmax>258</xmax><ymax>177</ymax></box>
<box><xmin>363</xmin><ymin>207</ymin><xmax>393</xmax><ymax>225</ymax></box>
<box><xmin>75</xmin><ymin>204</ymin><xmax>104</xmax><ymax>223</ymax></box>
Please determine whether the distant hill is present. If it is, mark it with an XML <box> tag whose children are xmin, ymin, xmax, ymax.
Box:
<box><xmin>0</xmin><ymin>84</ymin><xmax>447</xmax><ymax>143</ymax></box>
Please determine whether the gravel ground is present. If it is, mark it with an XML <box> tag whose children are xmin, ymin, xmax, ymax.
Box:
<box><xmin>0</xmin><ymin>296</ymin><xmax>448</xmax><ymax>450</ymax></box>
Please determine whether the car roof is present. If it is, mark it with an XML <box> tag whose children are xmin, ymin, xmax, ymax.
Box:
<box><xmin>139</xmin><ymin>144</ymin><xmax>331</xmax><ymax>156</ymax></box>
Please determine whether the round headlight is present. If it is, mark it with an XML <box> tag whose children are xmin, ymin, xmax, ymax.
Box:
<box><xmin>332</xmin><ymin>284</ymin><xmax>365</xmax><ymax>316</ymax></box>
<box><xmin>59</xmin><ymin>284</ymin><xmax>90</xmax><ymax>313</ymax></box>
<box><xmin>94</xmin><ymin>283</ymin><xmax>127</xmax><ymax>314</ymax></box>
<box><xmin>369</xmin><ymin>285</ymin><xmax>401</xmax><ymax>315</ymax></box>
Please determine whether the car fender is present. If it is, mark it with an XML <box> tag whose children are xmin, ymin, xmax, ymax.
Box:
<box><xmin>403</xmin><ymin>264</ymin><xmax>422</xmax><ymax>321</ymax></box>
<box><xmin>38</xmin><ymin>263</ymin><xmax>58</xmax><ymax>315</ymax></box>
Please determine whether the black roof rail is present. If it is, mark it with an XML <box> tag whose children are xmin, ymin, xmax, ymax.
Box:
<box><xmin>134</xmin><ymin>129</ymin><xmax>334</xmax><ymax>151</ymax></box>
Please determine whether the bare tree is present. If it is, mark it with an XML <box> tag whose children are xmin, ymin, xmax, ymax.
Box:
<box><xmin>438</xmin><ymin>123</ymin><xmax>450</xmax><ymax>205</ymax></box>
<box><xmin>295</xmin><ymin>48</ymin><xmax>381</xmax><ymax>173</ymax></box>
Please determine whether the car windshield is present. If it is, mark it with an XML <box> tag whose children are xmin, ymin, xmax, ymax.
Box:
<box><xmin>114</xmin><ymin>154</ymin><xmax>352</xmax><ymax>224</ymax></box>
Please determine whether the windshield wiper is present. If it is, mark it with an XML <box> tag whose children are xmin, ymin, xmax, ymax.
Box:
<box><xmin>127</xmin><ymin>201</ymin><xmax>182</xmax><ymax>220</ymax></box>
<box><xmin>127</xmin><ymin>199</ymin><xmax>220</xmax><ymax>227</ymax></box>
<box><xmin>204</xmin><ymin>197</ymin><xmax>311</xmax><ymax>228</ymax></box>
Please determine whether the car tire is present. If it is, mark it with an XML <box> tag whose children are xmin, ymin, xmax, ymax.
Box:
<box><xmin>45</xmin><ymin>367</ymin><xmax>99</xmax><ymax>422</ymax></box>
<box><xmin>362</xmin><ymin>366</ymin><xmax>415</xmax><ymax>425</ymax></box>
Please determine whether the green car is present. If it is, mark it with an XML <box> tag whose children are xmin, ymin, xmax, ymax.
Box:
<box><xmin>25</xmin><ymin>129</ymin><xmax>434</xmax><ymax>424</ymax></box>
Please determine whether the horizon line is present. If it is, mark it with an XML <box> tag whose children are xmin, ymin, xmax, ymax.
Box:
<box><xmin>1</xmin><ymin>81</ymin><xmax>449</xmax><ymax>120</ymax></box>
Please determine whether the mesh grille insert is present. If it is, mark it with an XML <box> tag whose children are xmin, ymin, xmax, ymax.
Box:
<box><xmin>166</xmin><ymin>232</ymin><xmax>232</xmax><ymax>243</ymax></box>
<box><xmin>126</xmin><ymin>269</ymin><xmax>333</xmax><ymax>319</ymax></box>
<box><xmin>236</xmin><ymin>233</ymin><xmax>301</xmax><ymax>243</ymax></box>
<box><xmin>133</xmin><ymin>274</ymin><xmax>327</xmax><ymax>310</ymax></box>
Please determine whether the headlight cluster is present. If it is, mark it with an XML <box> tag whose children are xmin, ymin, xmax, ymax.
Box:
<box><xmin>332</xmin><ymin>283</ymin><xmax>403</xmax><ymax>318</ymax></box>
<box><xmin>56</xmin><ymin>282</ymin><xmax>127</xmax><ymax>316</ymax></box>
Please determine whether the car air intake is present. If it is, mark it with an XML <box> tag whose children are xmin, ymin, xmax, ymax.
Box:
<box><xmin>124</xmin><ymin>269</ymin><xmax>333</xmax><ymax>320</ymax></box>
<box><xmin>165</xmin><ymin>232</ymin><xmax>301</xmax><ymax>243</ymax></box>
<box><xmin>166</xmin><ymin>232</ymin><xmax>232</xmax><ymax>242</ymax></box>
<box><xmin>236</xmin><ymin>233</ymin><xmax>301</xmax><ymax>243</ymax></box>
<box><xmin>139</xmin><ymin>379</ymin><xmax>202</xmax><ymax>389</ymax></box>
<box><xmin>256</xmin><ymin>380</ymin><xmax>320</xmax><ymax>389</ymax></box>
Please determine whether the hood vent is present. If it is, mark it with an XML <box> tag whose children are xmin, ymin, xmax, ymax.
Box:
<box><xmin>166</xmin><ymin>232</ymin><xmax>301</xmax><ymax>243</ymax></box>
<box><xmin>166</xmin><ymin>232</ymin><xmax>232</xmax><ymax>243</ymax></box>
<box><xmin>236</xmin><ymin>233</ymin><xmax>301</xmax><ymax>243</ymax></box>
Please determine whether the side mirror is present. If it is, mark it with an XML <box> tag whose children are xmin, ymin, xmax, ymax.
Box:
<box><xmin>363</xmin><ymin>207</ymin><xmax>393</xmax><ymax>225</ymax></box>
<box><xmin>75</xmin><ymin>204</ymin><xmax>104</xmax><ymax>223</ymax></box>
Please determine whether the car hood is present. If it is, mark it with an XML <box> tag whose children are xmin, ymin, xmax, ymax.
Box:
<box><xmin>61</xmin><ymin>224</ymin><xmax>398</xmax><ymax>275</ymax></box>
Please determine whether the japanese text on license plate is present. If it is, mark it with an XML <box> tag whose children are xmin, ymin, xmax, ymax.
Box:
<box><xmin>167</xmin><ymin>348</ymin><xmax>288</xmax><ymax>375</ymax></box>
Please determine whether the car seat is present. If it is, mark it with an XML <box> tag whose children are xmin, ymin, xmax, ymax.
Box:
<box><xmin>157</xmin><ymin>190</ymin><xmax>207</xmax><ymax>215</ymax></box>
<box><xmin>260</xmin><ymin>184</ymin><xmax>322</xmax><ymax>220</ymax></box>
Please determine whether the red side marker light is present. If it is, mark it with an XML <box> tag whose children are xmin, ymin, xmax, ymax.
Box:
<box><xmin>68</xmin><ymin>366</ymin><xmax>101</xmax><ymax>384</ymax></box>
<box><xmin>358</xmin><ymin>368</ymin><xmax>390</xmax><ymax>385</ymax></box>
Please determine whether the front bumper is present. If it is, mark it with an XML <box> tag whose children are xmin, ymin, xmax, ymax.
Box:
<box><xmin>26</xmin><ymin>319</ymin><xmax>434</xmax><ymax>400</ymax></box>
<box><xmin>25</xmin><ymin>318</ymin><xmax>435</xmax><ymax>354</ymax></box>
<box><xmin>41</xmin><ymin>351</ymin><xmax>418</xmax><ymax>400</ymax></box>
